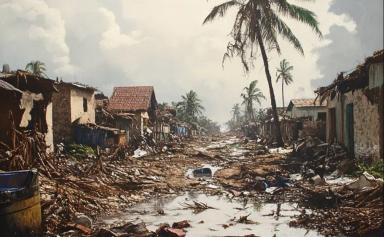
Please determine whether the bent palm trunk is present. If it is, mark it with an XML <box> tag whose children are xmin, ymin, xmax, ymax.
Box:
<box><xmin>255</xmin><ymin>23</ymin><xmax>284</xmax><ymax>146</ymax></box>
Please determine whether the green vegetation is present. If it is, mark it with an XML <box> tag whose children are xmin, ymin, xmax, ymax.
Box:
<box><xmin>172</xmin><ymin>90</ymin><xmax>220</xmax><ymax>134</ymax></box>
<box><xmin>276</xmin><ymin>59</ymin><xmax>294</xmax><ymax>109</ymax></box>
<box><xmin>25</xmin><ymin>60</ymin><xmax>47</xmax><ymax>77</ymax></box>
<box><xmin>176</xmin><ymin>90</ymin><xmax>204</xmax><ymax>123</ymax></box>
<box><xmin>204</xmin><ymin>0</ymin><xmax>322</xmax><ymax>146</ymax></box>
<box><xmin>358</xmin><ymin>160</ymin><xmax>384</xmax><ymax>179</ymax></box>
<box><xmin>241</xmin><ymin>80</ymin><xmax>265</xmax><ymax>122</ymax></box>
<box><xmin>67</xmin><ymin>144</ymin><xmax>95</xmax><ymax>159</ymax></box>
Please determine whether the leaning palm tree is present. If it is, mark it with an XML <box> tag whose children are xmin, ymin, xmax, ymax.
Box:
<box><xmin>276</xmin><ymin>59</ymin><xmax>294</xmax><ymax>109</ymax></box>
<box><xmin>178</xmin><ymin>90</ymin><xmax>204</xmax><ymax>122</ymax></box>
<box><xmin>241</xmin><ymin>80</ymin><xmax>265</xmax><ymax>122</ymax></box>
<box><xmin>25</xmin><ymin>60</ymin><xmax>47</xmax><ymax>77</ymax></box>
<box><xmin>204</xmin><ymin>0</ymin><xmax>322</xmax><ymax>146</ymax></box>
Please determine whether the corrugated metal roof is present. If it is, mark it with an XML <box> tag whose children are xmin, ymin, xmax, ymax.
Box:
<box><xmin>108</xmin><ymin>86</ymin><xmax>156</xmax><ymax>112</ymax></box>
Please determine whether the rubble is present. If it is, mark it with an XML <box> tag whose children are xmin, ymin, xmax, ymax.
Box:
<box><xmin>1</xmin><ymin>133</ymin><xmax>382</xmax><ymax>236</ymax></box>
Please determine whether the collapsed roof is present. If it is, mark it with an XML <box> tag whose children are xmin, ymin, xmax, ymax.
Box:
<box><xmin>315</xmin><ymin>49</ymin><xmax>384</xmax><ymax>103</ymax></box>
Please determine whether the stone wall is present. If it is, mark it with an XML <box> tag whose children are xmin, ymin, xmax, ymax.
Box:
<box><xmin>327</xmin><ymin>89</ymin><xmax>381</xmax><ymax>160</ymax></box>
<box><xmin>52</xmin><ymin>85</ymin><xmax>71</xmax><ymax>144</ymax></box>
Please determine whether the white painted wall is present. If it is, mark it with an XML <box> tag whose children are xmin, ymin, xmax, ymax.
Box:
<box><xmin>289</xmin><ymin>106</ymin><xmax>327</xmax><ymax>120</ymax></box>
<box><xmin>45</xmin><ymin>102</ymin><xmax>53</xmax><ymax>152</ymax></box>
<box><xmin>19</xmin><ymin>91</ymin><xmax>44</xmax><ymax>127</ymax></box>
<box><xmin>70</xmin><ymin>89</ymin><xmax>95</xmax><ymax>124</ymax></box>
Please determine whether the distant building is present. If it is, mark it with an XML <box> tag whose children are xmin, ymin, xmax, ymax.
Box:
<box><xmin>52</xmin><ymin>82</ymin><xmax>96</xmax><ymax>144</ymax></box>
<box><xmin>286</xmin><ymin>98</ymin><xmax>327</xmax><ymax>121</ymax></box>
<box><xmin>316</xmin><ymin>49</ymin><xmax>383</xmax><ymax>160</ymax></box>
<box><xmin>108</xmin><ymin>86</ymin><xmax>157</xmax><ymax>136</ymax></box>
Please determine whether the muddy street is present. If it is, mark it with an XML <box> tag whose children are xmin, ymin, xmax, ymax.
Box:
<box><xmin>97</xmin><ymin>136</ymin><xmax>316</xmax><ymax>237</ymax></box>
<box><xmin>34</xmin><ymin>134</ymin><xmax>382</xmax><ymax>237</ymax></box>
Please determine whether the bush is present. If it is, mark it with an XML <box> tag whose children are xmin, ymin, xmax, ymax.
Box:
<box><xmin>66</xmin><ymin>144</ymin><xmax>95</xmax><ymax>159</ymax></box>
<box><xmin>358</xmin><ymin>160</ymin><xmax>384</xmax><ymax>179</ymax></box>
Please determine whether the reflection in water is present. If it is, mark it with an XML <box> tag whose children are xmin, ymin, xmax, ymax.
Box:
<box><xmin>102</xmin><ymin>192</ymin><xmax>324</xmax><ymax>237</ymax></box>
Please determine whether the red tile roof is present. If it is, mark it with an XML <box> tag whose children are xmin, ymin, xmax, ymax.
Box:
<box><xmin>108</xmin><ymin>86</ymin><xmax>156</xmax><ymax>112</ymax></box>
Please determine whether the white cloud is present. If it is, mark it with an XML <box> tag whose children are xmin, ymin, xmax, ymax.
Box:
<box><xmin>99</xmin><ymin>7</ymin><xmax>140</xmax><ymax>50</ymax></box>
<box><xmin>0</xmin><ymin>0</ymin><xmax>75</xmax><ymax>76</ymax></box>
<box><xmin>1</xmin><ymin>0</ymin><xmax>381</xmax><ymax>126</ymax></box>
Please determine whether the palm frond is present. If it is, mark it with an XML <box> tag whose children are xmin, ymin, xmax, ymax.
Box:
<box><xmin>269</xmin><ymin>12</ymin><xmax>304</xmax><ymax>54</ymax></box>
<box><xmin>273</xmin><ymin>0</ymin><xmax>322</xmax><ymax>37</ymax></box>
<box><xmin>203</xmin><ymin>0</ymin><xmax>242</xmax><ymax>24</ymax></box>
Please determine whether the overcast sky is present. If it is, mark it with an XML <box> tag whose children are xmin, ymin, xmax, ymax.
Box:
<box><xmin>0</xmin><ymin>0</ymin><xmax>383</xmax><ymax>125</ymax></box>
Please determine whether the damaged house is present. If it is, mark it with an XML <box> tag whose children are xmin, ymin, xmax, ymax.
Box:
<box><xmin>108</xmin><ymin>86</ymin><xmax>158</xmax><ymax>139</ymax></box>
<box><xmin>286</xmin><ymin>98</ymin><xmax>327</xmax><ymax>121</ymax></box>
<box><xmin>51</xmin><ymin>81</ymin><xmax>127</xmax><ymax>147</ymax></box>
<box><xmin>52</xmin><ymin>81</ymin><xmax>96</xmax><ymax>144</ymax></box>
<box><xmin>316</xmin><ymin>49</ymin><xmax>384</xmax><ymax>160</ymax></box>
<box><xmin>0</xmin><ymin>67</ymin><xmax>57</xmax><ymax>151</ymax></box>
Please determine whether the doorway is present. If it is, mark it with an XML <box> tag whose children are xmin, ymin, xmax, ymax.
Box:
<box><xmin>345</xmin><ymin>103</ymin><xmax>354</xmax><ymax>156</ymax></box>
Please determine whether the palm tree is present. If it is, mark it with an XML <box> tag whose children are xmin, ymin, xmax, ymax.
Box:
<box><xmin>203</xmin><ymin>0</ymin><xmax>322</xmax><ymax>146</ymax></box>
<box><xmin>25</xmin><ymin>60</ymin><xmax>47</xmax><ymax>77</ymax></box>
<box><xmin>241</xmin><ymin>80</ymin><xmax>265</xmax><ymax>122</ymax></box>
<box><xmin>178</xmin><ymin>90</ymin><xmax>204</xmax><ymax>122</ymax></box>
<box><xmin>231</xmin><ymin>103</ymin><xmax>241</xmax><ymax>125</ymax></box>
<box><xmin>276</xmin><ymin>59</ymin><xmax>293</xmax><ymax>109</ymax></box>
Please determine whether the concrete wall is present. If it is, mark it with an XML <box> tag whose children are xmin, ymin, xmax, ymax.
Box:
<box><xmin>289</xmin><ymin>106</ymin><xmax>327</xmax><ymax>121</ymax></box>
<box><xmin>70</xmin><ymin>88</ymin><xmax>95</xmax><ymax>123</ymax></box>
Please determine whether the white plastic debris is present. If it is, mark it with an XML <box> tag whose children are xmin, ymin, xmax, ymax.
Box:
<box><xmin>133</xmin><ymin>148</ymin><xmax>148</xmax><ymax>158</ymax></box>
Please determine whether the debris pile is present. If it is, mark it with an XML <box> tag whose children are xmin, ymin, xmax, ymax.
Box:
<box><xmin>292</xmin><ymin>136</ymin><xmax>355</xmax><ymax>178</ymax></box>
<box><xmin>0</xmin><ymin>130</ymin><xmax>52</xmax><ymax>175</ymax></box>
<box><xmin>291</xmin><ymin>172</ymin><xmax>384</xmax><ymax>236</ymax></box>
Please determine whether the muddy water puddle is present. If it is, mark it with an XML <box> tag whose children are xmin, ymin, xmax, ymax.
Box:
<box><xmin>102</xmin><ymin>192</ymin><xmax>323</xmax><ymax>237</ymax></box>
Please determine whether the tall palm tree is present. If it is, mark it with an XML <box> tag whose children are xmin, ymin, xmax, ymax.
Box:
<box><xmin>204</xmin><ymin>0</ymin><xmax>322</xmax><ymax>146</ymax></box>
<box><xmin>241</xmin><ymin>80</ymin><xmax>265</xmax><ymax>122</ymax></box>
<box><xmin>276</xmin><ymin>59</ymin><xmax>293</xmax><ymax>109</ymax></box>
<box><xmin>178</xmin><ymin>90</ymin><xmax>204</xmax><ymax>122</ymax></box>
<box><xmin>25</xmin><ymin>60</ymin><xmax>47</xmax><ymax>77</ymax></box>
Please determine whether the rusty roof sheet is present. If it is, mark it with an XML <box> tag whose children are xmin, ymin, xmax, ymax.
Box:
<box><xmin>289</xmin><ymin>98</ymin><xmax>327</xmax><ymax>108</ymax></box>
<box><xmin>108</xmin><ymin>86</ymin><xmax>156</xmax><ymax>112</ymax></box>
